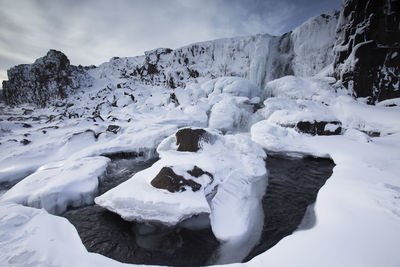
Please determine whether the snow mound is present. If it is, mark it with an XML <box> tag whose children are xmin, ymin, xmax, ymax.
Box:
<box><xmin>1</xmin><ymin>156</ymin><xmax>110</xmax><ymax>214</ymax></box>
<box><xmin>95</xmin><ymin>127</ymin><xmax>267</xmax><ymax>263</ymax></box>
<box><xmin>182</xmin><ymin>77</ymin><xmax>262</xmax><ymax>133</ymax></box>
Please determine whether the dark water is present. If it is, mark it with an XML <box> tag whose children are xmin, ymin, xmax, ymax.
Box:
<box><xmin>0</xmin><ymin>180</ymin><xmax>19</xmax><ymax>197</ymax></box>
<box><xmin>244</xmin><ymin>153</ymin><xmax>335</xmax><ymax>261</ymax></box>
<box><xmin>63</xmin><ymin>153</ymin><xmax>334</xmax><ymax>266</ymax></box>
<box><xmin>98</xmin><ymin>156</ymin><xmax>159</xmax><ymax>195</ymax></box>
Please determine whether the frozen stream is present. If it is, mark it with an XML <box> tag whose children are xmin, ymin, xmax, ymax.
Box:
<box><xmin>63</xmin><ymin>153</ymin><xmax>334</xmax><ymax>266</ymax></box>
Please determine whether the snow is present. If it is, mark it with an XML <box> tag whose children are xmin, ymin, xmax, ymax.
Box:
<box><xmin>1</xmin><ymin>156</ymin><xmax>110</xmax><ymax>214</ymax></box>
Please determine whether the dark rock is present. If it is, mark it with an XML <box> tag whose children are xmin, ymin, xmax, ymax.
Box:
<box><xmin>40</xmin><ymin>125</ymin><xmax>59</xmax><ymax>130</ymax></box>
<box><xmin>295</xmin><ymin>121</ymin><xmax>342</xmax><ymax>135</ymax></box>
<box><xmin>361</xmin><ymin>130</ymin><xmax>380</xmax><ymax>137</ymax></box>
<box><xmin>124</xmin><ymin>92</ymin><xmax>135</xmax><ymax>102</ymax></box>
<box><xmin>187</xmin><ymin>166</ymin><xmax>213</xmax><ymax>181</ymax></box>
<box><xmin>151</xmin><ymin>167</ymin><xmax>201</xmax><ymax>193</ymax></box>
<box><xmin>7</xmin><ymin>116</ymin><xmax>24</xmax><ymax>121</ymax></box>
<box><xmin>22</xmin><ymin>109</ymin><xmax>33</xmax><ymax>115</ymax></box>
<box><xmin>20</xmin><ymin>139</ymin><xmax>31</xmax><ymax>145</ymax></box>
<box><xmin>101</xmin><ymin>151</ymin><xmax>147</xmax><ymax>160</ymax></box>
<box><xmin>334</xmin><ymin>0</ymin><xmax>400</xmax><ymax>103</ymax></box>
<box><xmin>72</xmin><ymin>129</ymin><xmax>101</xmax><ymax>139</ymax></box>
<box><xmin>169</xmin><ymin>93</ymin><xmax>179</xmax><ymax>105</ymax></box>
<box><xmin>175</xmin><ymin>128</ymin><xmax>212</xmax><ymax>152</ymax></box>
<box><xmin>106</xmin><ymin>125</ymin><xmax>121</xmax><ymax>134</ymax></box>
<box><xmin>22</xmin><ymin>123</ymin><xmax>32</xmax><ymax>128</ymax></box>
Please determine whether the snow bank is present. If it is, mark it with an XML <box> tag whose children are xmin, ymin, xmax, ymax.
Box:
<box><xmin>0</xmin><ymin>202</ymin><xmax>131</xmax><ymax>267</ymax></box>
<box><xmin>1</xmin><ymin>156</ymin><xmax>110</xmax><ymax>214</ymax></box>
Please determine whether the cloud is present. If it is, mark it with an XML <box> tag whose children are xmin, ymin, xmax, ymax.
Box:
<box><xmin>0</xmin><ymin>0</ymin><xmax>340</xmax><ymax>85</ymax></box>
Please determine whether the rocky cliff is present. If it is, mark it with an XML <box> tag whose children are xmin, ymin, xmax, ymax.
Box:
<box><xmin>1</xmin><ymin>10</ymin><xmax>346</xmax><ymax>106</ymax></box>
<box><xmin>2</xmin><ymin>50</ymin><xmax>92</xmax><ymax>106</ymax></box>
<box><xmin>333</xmin><ymin>0</ymin><xmax>400</xmax><ymax>103</ymax></box>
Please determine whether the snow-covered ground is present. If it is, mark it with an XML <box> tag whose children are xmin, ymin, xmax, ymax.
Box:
<box><xmin>1</xmin><ymin>68</ymin><xmax>400</xmax><ymax>266</ymax></box>
<box><xmin>1</xmin><ymin>10</ymin><xmax>400</xmax><ymax>267</ymax></box>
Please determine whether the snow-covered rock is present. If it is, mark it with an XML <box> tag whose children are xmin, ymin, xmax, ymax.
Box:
<box><xmin>95</xmin><ymin>127</ymin><xmax>267</xmax><ymax>263</ymax></box>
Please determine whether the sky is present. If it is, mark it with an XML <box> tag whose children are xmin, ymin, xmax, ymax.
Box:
<box><xmin>0</xmin><ymin>0</ymin><xmax>341</xmax><ymax>85</ymax></box>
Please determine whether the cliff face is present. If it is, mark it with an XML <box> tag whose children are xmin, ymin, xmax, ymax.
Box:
<box><xmin>2</xmin><ymin>11</ymin><xmax>340</xmax><ymax>106</ymax></box>
<box><xmin>94</xmin><ymin>11</ymin><xmax>339</xmax><ymax>91</ymax></box>
<box><xmin>2</xmin><ymin>50</ymin><xmax>91</xmax><ymax>106</ymax></box>
<box><xmin>333</xmin><ymin>0</ymin><xmax>400</xmax><ymax>103</ymax></box>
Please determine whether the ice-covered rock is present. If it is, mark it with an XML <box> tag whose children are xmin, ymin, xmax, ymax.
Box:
<box><xmin>1</xmin><ymin>156</ymin><xmax>110</xmax><ymax>214</ymax></box>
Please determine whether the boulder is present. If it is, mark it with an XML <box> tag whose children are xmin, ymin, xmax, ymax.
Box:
<box><xmin>175</xmin><ymin>128</ymin><xmax>213</xmax><ymax>152</ymax></box>
<box><xmin>106</xmin><ymin>125</ymin><xmax>121</xmax><ymax>134</ymax></box>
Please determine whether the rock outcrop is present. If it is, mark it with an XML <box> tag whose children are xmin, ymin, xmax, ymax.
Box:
<box><xmin>2</xmin><ymin>50</ymin><xmax>92</xmax><ymax>106</ymax></box>
<box><xmin>333</xmin><ymin>0</ymin><xmax>400</xmax><ymax>103</ymax></box>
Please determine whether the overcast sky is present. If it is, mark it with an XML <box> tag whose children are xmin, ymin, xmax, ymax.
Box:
<box><xmin>0</xmin><ymin>0</ymin><xmax>340</xmax><ymax>85</ymax></box>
